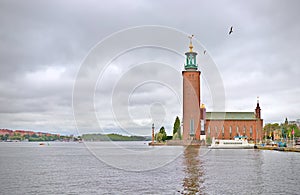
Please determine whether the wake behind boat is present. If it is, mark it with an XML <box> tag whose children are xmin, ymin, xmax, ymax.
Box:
<box><xmin>209</xmin><ymin>136</ymin><xmax>254</xmax><ymax>149</ymax></box>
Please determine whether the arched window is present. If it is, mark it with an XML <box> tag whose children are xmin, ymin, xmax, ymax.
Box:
<box><xmin>215</xmin><ymin>126</ymin><xmax>218</xmax><ymax>138</ymax></box>
<box><xmin>236</xmin><ymin>126</ymin><xmax>239</xmax><ymax>136</ymax></box>
<box><xmin>208</xmin><ymin>126</ymin><xmax>210</xmax><ymax>136</ymax></box>
<box><xmin>250</xmin><ymin>126</ymin><xmax>253</xmax><ymax>138</ymax></box>
<box><xmin>222</xmin><ymin>126</ymin><xmax>225</xmax><ymax>137</ymax></box>
<box><xmin>229</xmin><ymin>126</ymin><xmax>232</xmax><ymax>137</ymax></box>
<box><xmin>243</xmin><ymin>126</ymin><xmax>246</xmax><ymax>135</ymax></box>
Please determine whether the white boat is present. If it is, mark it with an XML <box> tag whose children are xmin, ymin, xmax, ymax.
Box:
<box><xmin>209</xmin><ymin>136</ymin><xmax>254</xmax><ymax>149</ymax></box>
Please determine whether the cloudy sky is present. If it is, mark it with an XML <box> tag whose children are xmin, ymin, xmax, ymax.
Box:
<box><xmin>0</xmin><ymin>0</ymin><xmax>299</xmax><ymax>136</ymax></box>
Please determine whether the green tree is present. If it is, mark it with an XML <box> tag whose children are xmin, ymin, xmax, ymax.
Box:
<box><xmin>32</xmin><ymin>134</ymin><xmax>38</xmax><ymax>138</ymax></box>
<box><xmin>173</xmin><ymin>116</ymin><xmax>181</xmax><ymax>139</ymax></box>
<box><xmin>24</xmin><ymin>134</ymin><xmax>30</xmax><ymax>140</ymax></box>
<box><xmin>206</xmin><ymin>136</ymin><xmax>212</xmax><ymax>145</ymax></box>
<box><xmin>263</xmin><ymin>123</ymin><xmax>281</xmax><ymax>139</ymax></box>
<box><xmin>159</xmin><ymin>126</ymin><xmax>167</xmax><ymax>141</ymax></box>
<box><xmin>3</xmin><ymin>134</ymin><xmax>9</xmax><ymax>141</ymax></box>
<box><xmin>10</xmin><ymin>132</ymin><xmax>22</xmax><ymax>141</ymax></box>
<box><xmin>155</xmin><ymin>132</ymin><xmax>163</xmax><ymax>142</ymax></box>
<box><xmin>264</xmin><ymin>121</ymin><xmax>300</xmax><ymax>140</ymax></box>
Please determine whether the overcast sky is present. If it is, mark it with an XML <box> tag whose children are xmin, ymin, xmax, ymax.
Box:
<box><xmin>0</xmin><ymin>0</ymin><xmax>299</xmax><ymax>136</ymax></box>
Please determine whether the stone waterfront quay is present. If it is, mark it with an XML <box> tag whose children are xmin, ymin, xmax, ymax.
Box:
<box><xmin>256</xmin><ymin>145</ymin><xmax>300</xmax><ymax>153</ymax></box>
<box><xmin>149</xmin><ymin>140</ymin><xmax>205</xmax><ymax>146</ymax></box>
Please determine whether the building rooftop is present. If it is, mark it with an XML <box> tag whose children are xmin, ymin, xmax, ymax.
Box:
<box><xmin>206</xmin><ymin>112</ymin><xmax>256</xmax><ymax>120</ymax></box>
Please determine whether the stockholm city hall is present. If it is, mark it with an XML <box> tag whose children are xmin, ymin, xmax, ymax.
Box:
<box><xmin>182</xmin><ymin>36</ymin><xmax>263</xmax><ymax>143</ymax></box>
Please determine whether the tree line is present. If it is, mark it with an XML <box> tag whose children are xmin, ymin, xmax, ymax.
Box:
<box><xmin>263</xmin><ymin>118</ymin><xmax>300</xmax><ymax>140</ymax></box>
<box><xmin>0</xmin><ymin>133</ymin><xmax>71</xmax><ymax>142</ymax></box>
<box><xmin>154</xmin><ymin>116</ymin><xmax>181</xmax><ymax>142</ymax></box>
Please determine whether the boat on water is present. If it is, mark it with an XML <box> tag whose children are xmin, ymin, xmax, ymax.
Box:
<box><xmin>209</xmin><ymin>136</ymin><xmax>255</xmax><ymax>149</ymax></box>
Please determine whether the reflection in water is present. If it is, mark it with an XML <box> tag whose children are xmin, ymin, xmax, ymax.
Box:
<box><xmin>182</xmin><ymin>146</ymin><xmax>204</xmax><ymax>194</ymax></box>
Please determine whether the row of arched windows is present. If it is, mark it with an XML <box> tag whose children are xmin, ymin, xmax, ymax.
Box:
<box><xmin>207</xmin><ymin>125</ymin><xmax>253</xmax><ymax>137</ymax></box>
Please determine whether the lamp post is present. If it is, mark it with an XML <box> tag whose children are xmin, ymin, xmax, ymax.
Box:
<box><xmin>292</xmin><ymin>128</ymin><xmax>295</xmax><ymax>147</ymax></box>
<box><xmin>152</xmin><ymin>123</ymin><xmax>155</xmax><ymax>145</ymax></box>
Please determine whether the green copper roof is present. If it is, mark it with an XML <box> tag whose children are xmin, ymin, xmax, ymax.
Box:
<box><xmin>185</xmin><ymin>51</ymin><xmax>198</xmax><ymax>70</ymax></box>
<box><xmin>206</xmin><ymin>112</ymin><xmax>256</xmax><ymax>120</ymax></box>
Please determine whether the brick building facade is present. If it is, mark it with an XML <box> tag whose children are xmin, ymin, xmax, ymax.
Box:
<box><xmin>204</xmin><ymin>101</ymin><xmax>263</xmax><ymax>143</ymax></box>
<box><xmin>182</xmin><ymin>37</ymin><xmax>263</xmax><ymax>142</ymax></box>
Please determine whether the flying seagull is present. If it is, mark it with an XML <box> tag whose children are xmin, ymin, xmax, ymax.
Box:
<box><xmin>203</xmin><ymin>50</ymin><xmax>207</xmax><ymax>54</ymax></box>
<box><xmin>229</xmin><ymin>26</ymin><xmax>233</xmax><ymax>35</ymax></box>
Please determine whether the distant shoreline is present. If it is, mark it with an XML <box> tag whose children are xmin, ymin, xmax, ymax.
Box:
<box><xmin>81</xmin><ymin>133</ymin><xmax>151</xmax><ymax>142</ymax></box>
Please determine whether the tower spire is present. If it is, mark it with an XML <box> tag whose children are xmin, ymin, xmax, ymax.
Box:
<box><xmin>185</xmin><ymin>35</ymin><xmax>198</xmax><ymax>70</ymax></box>
<box><xmin>188</xmin><ymin>35</ymin><xmax>194</xmax><ymax>52</ymax></box>
<box><xmin>255</xmin><ymin>96</ymin><xmax>261</xmax><ymax>119</ymax></box>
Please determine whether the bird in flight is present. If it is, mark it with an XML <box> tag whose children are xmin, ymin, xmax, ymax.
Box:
<box><xmin>229</xmin><ymin>26</ymin><xmax>233</xmax><ymax>35</ymax></box>
<box><xmin>203</xmin><ymin>50</ymin><xmax>207</xmax><ymax>55</ymax></box>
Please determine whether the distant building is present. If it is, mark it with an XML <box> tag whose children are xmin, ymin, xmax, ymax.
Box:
<box><xmin>182</xmin><ymin>38</ymin><xmax>263</xmax><ymax>143</ymax></box>
<box><xmin>0</xmin><ymin>129</ymin><xmax>14</xmax><ymax>136</ymax></box>
<box><xmin>287</xmin><ymin>119</ymin><xmax>300</xmax><ymax>128</ymax></box>
<box><xmin>0</xmin><ymin>129</ymin><xmax>59</xmax><ymax>137</ymax></box>
<box><xmin>15</xmin><ymin>130</ymin><xmax>36</xmax><ymax>136</ymax></box>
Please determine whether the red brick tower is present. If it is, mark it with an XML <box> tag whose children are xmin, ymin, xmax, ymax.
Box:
<box><xmin>182</xmin><ymin>35</ymin><xmax>201</xmax><ymax>140</ymax></box>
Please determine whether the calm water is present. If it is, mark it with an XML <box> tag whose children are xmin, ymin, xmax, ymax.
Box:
<box><xmin>0</xmin><ymin>142</ymin><xmax>299</xmax><ymax>195</ymax></box>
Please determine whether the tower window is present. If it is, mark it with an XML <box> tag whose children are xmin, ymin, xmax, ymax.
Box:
<box><xmin>190</xmin><ymin>119</ymin><xmax>195</xmax><ymax>136</ymax></box>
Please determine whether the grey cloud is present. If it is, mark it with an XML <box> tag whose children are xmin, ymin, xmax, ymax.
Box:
<box><xmin>0</xmin><ymin>0</ymin><xmax>299</xmax><ymax>134</ymax></box>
